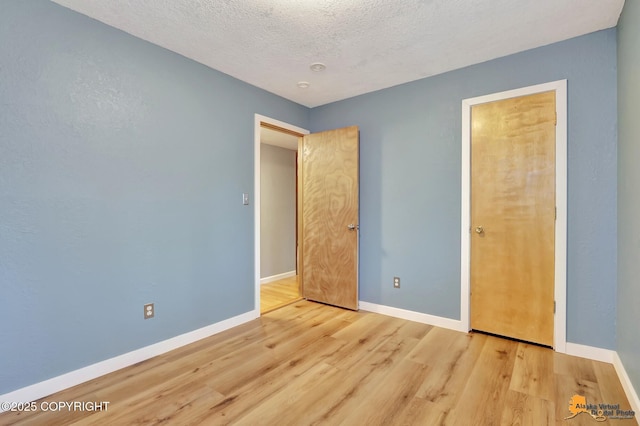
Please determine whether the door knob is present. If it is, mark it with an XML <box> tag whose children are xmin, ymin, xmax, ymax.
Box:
<box><xmin>347</xmin><ymin>224</ymin><xmax>358</xmax><ymax>231</ymax></box>
<box><xmin>475</xmin><ymin>225</ymin><xmax>484</xmax><ymax>234</ymax></box>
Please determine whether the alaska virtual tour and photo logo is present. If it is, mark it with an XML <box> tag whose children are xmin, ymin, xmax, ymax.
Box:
<box><xmin>565</xmin><ymin>394</ymin><xmax>636</xmax><ymax>422</ymax></box>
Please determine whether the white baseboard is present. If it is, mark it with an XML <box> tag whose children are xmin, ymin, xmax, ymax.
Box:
<box><xmin>260</xmin><ymin>270</ymin><xmax>296</xmax><ymax>285</ymax></box>
<box><xmin>358</xmin><ymin>301</ymin><xmax>468</xmax><ymax>333</ymax></box>
<box><xmin>613</xmin><ymin>352</ymin><xmax>640</xmax><ymax>415</ymax></box>
<box><xmin>564</xmin><ymin>342</ymin><xmax>615</xmax><ymax>363</ymax></box>
<box><xmin>0</xmin><ymin>310</ymin><xmax>257</xmax><ymax>411</ymax></box>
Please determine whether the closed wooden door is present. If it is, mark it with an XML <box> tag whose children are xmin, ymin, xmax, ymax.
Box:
<box><xmin>299</xmin><ymin>126</ymin><xmax>359</xmax><ymax>310</ymax></box>
<box><xmin>470</xmin><ymin>91</ymin><xmax>556</xmax><ymax>346</ymax></box>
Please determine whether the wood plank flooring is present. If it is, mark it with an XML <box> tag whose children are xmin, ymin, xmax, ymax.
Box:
<box><xmin>260</xmin><ymin>275</ymin><xmax>301</xmax><ymax>314</ymax></box>
<box><xmin>1</xmin><ymin>301</ymin><xmax>636</xmax><ymax>425</ymax></box>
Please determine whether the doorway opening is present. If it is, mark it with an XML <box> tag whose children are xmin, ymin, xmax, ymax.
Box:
<box><xmin>254</xmin><ymin>115</ymin><xmax>309</xmax><ymax>314</ymax></box>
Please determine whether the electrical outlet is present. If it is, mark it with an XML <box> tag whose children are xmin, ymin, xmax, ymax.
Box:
<box><xmin>144</xmin><ymin>303</ymin><xmax>154</xmax><ymax>319</ymax></box>
<box><xmin>393</xmin><ymin>277</ymin><xmax>400</xmax><ymax>288</ymax></box>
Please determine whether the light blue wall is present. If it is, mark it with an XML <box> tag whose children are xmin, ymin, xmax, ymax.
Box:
<box><xmin>0</xmin><ymin>0</ymin><xmax>308</xmax><ymax>394</ymax></box>
<box><xmin>617</xmin><ymin>0</ymin><xmax>640</xmax><ymax>397</ymax></box>
<box><xmin>310</xmin><ymin>29</ymin><xmax>618</xmax><ymax>349</ymax></box>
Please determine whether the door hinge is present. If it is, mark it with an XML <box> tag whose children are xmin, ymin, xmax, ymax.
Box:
<box><xmin>555</xmin><ymin>111</ymin><xmax>557</xmax><ymax>126</ymax></box>
<box><xmin>555</xmin><ymin>207</ymin><xmax>557</xmax><ymax>220</ymax></box>
<box><xmin>554</xmin><ymin>300</ymin><xmax>556</xmax><ymax>314</ymax></box>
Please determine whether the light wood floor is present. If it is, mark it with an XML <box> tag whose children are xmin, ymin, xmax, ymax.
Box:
<box><xmin>1</xmin><ymin>301</ymin><xmax>635</xmax><ymax>425</ymax></box>
<box><xmin>260</xmin><ymin>275</ymin><xmax>301</xmax><ymax>314</ymax></box>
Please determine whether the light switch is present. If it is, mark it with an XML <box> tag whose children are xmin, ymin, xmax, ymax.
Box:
<box><xmin>243</xmin><ymin>193</ymin><xmax>249</xmax><ymax>205</ymax></box>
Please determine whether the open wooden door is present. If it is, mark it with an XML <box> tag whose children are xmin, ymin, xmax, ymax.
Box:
<box><xmin>299</xmin><ymin>126</ymin><xmax>359</xmax><ymax>310</ymax></box>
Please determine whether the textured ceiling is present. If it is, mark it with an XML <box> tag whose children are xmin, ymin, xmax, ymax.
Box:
<box><xmin>51</xmin><ymin>0</ymin><xmax>624</xmax><ymax>107</ymax></box>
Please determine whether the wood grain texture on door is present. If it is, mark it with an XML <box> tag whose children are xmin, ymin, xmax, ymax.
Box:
<box><xmin>470</xmin><ymin>91</ymin><xmax>556</xmax><ymax>346</ymax></box>
<box><xmin>300</xmin><ymin>126</ymin><xmax>359</xmax><ymax>310</ymax></box>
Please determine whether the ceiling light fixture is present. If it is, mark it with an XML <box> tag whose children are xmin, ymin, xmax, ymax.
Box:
<box><xmin>310</xmin><ymin>62</ymin><xmax>326</xmax><ymax>72</ymax></box>
<box><xmin>297</xmin><ymin>81</ymin><xmax>310</xmax><ymax>89</ymax></box>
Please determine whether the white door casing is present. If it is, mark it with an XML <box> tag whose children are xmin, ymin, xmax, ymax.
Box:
<box><xmin>460</xmin><ymin>80</ymin><xmax>568</xmax><ymax>352</ymax></box>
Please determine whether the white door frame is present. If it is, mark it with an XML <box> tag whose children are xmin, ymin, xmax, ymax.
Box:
<box><xmin>253</xmin><ymin>114</ymin><xmax>309</xmax><ymax>316</ymax></box>
<box><xmin>460</xmin><ymin>80</ymin><xmax>568</xmax><ymax>352</ymax></box>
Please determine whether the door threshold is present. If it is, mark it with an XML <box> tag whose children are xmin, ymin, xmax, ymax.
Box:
<box><xmin>260</xmin><ymin>297</ymin><xmax>304</xmax><ymax>315</ymax></box>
